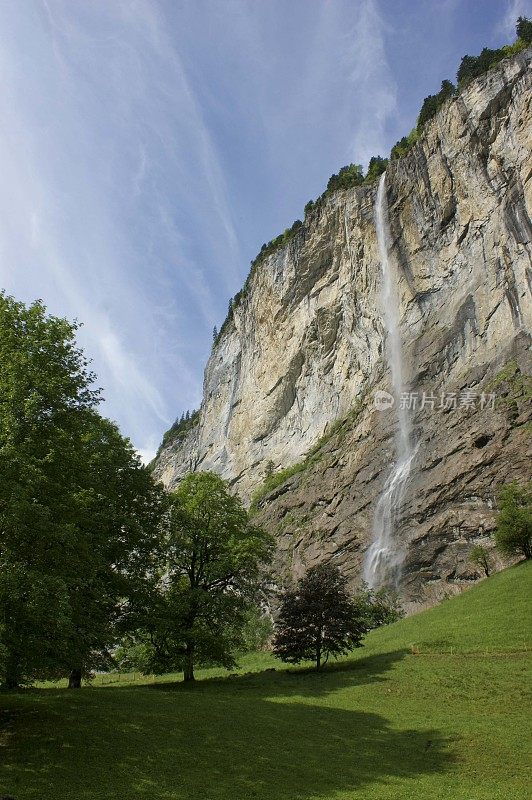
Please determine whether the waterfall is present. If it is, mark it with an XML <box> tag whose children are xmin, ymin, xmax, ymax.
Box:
<box><xmin>363</xmin><ymin>173</ymin><xmax>416</xmax><ymax>589</ymax></box>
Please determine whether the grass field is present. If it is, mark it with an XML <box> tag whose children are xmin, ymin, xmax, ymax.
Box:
<box><xmin>1</xmin><ymin>562</ymin><xmax>530</xmax><ymax>799</ymax></box>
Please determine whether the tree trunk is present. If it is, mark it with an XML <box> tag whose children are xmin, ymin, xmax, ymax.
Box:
<box><xmin>1</xmin><ymin>676</ymin><xmax>20</xmax><ymax>691</ymax></box>
<box><xmin>68</xmin><ymin>669</ymin><xmax>82</xmax><ymax>689</ymax></box>
<box><xmin>315</xmin><ymin>626</ymin><xmax>323</xmax><ymax>671</ymax></box>
<box><xmin>2</xmin><ymin>657</ymin><xmax>21</xmax><ymax>690</ymax></box>
<box><xmin>183</xmin><ymin>645</ymin><xmax>195</xmax><ymax>682</ymax></box>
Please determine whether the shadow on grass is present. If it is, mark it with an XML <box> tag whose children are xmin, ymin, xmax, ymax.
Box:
<box><xmin>0</xmin><ymin>649</ymin><xmax>454</xmax><ymax>800</ymax></box>
<box><xmin>149</xmin><ymin>648</ymin><xmax>411</xmax><ymax>697</ymax></box>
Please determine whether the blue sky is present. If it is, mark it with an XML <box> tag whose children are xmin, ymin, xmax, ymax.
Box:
<box><xmin>0</xmin><ymin>0</ymin><xmax>529</xmax><ymax>461</ymax></box>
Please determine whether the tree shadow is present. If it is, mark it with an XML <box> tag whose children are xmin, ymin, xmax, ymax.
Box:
<box><xmin>0</xmin><ymin>649</ymin><xmax>455</xmax><ymax>799</ymax></box>
<box><xmin>151</xmin><ymin>648</ymin><xmax>410</xmax><ymax>698</ymax></box>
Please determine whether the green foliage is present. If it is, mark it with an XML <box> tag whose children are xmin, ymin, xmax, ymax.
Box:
<box><xmin>469</xmin><ymin>545</ymin><xmax>492</xmax><ymax>577</ymax></box>
<box><xmin>114</xmin><ymin>632</ymin><xmax>154</xmax><ymax>673</ymax></box>
<box><xmin>0</xmin><ymin>292</ymin><xmax>165</xmax><ymax>687</ymax></box>
<box><xmin>487</xmin><ymin>360</ymin><xmax>532</xmax><ymax>418</ymax></box>
<box><xmin>351</xmin><ymin>585</ymin><xmax>404</xmax><ymax>629</ymax></box>
<box><xmin>390</xmin><ymin>128</ymin><xmax>419</xmax><ymax>160</ymax></box>
<box><xmin>240</xmin><ymin>606</ymin><xmax>273</xmax><ymax>652</ymax></box>
<box><xmin>250</xmin><ymin>398</ymin><xmax>365</xmax><ymax>514</ymax></box>
<box><xmin>456</xmin><ymin>40</ymin><xmax>524</xmax><ymax>86</ymax></box>
<box><xmin>1</xmin><ymin>563</ymin><xmax>530</xmax><ymax>799</ymax></box>
<box><xmin>517</xmin><ymin>15</ymin><xmax>532</xmax><ymax>43</ymax></box>
<box><xmin>325</xmin><ymin>163</ymin><xmax>364</xmax><ymax>193</ymax></box>
<box><xmin>417</xmin><ymin>80</ymin><xmax>455</xmax><ymax>131</ymax></box>
<box><xmin>158</xmin><ymin>409</ymin><xmax>200</xmax><ymax>453</ymax></box>
<box><xmin>250</xmin><ymin>461</ymin><xmax>308</xmax><ymax>514</ymax></box>
<box><xmin>363</xmin><ymin>156</ymin><xmax>388</xmax><ymax>184</ymax></box>
<box><xmin>495</xmin><ymin>482</ymin><xmax>532</xmax><ymax>560</ymax></box>
<box><xmin>273</xmin><ymin>564</ymin><xmax>367</xmax><ymax>670</ymax></box>
<box><xmin>134</xmin><ymin>472</ymin><xmax>273</xmax><ymax>680</ymax></box>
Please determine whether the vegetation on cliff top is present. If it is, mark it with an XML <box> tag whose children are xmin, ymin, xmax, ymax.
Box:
<box><xmin>157</xmin><ymin>408</ymin><xmax>200</xmax><ymax>456</ymax></box>
<box><xmin>210</xmin><ymin>19</ymin><xmax>530</xmax><ymax>350</ymax></box>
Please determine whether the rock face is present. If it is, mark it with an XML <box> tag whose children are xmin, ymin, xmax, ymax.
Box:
<box><xmin>154</xmin><ymin>50</ymin><xmax>532</xmax><ymax>609</ymax></box>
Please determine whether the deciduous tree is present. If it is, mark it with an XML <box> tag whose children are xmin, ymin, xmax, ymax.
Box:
<box><xmin>273</xmin><ymin>564</ymin><xmax>366</xmax><ymax>671</ymax></box>
<box><xmin>0</xmin><ymin>293</ymin><xmax>164</xmax><ymax>688</ymax></box>
<box><xmin>139</xmin><ymin>472</ymin><xmax>273</xmax><ymax>682</ymax></box>
<box><xmin>495</xmin><ymin>482</ymin><xmax>531</xmax><ymax>561</ymax></box>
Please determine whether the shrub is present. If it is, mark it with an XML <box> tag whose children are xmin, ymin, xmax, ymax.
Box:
<box><xmin>417</xmin><ymin>80</ymin><xmax>455</xmax><ymax>131</ymax></box>
<box><xmin>390</xmin><ymin>128</ymin><xmax>419</xmax><ymax>160</ymax></box>
<box><xmin>326</xmin><ymin>164</ymin><xmax>364</xmax><ymax>193</ymax></box>
<box><xmin>469</xmin><ymin>545</ymin><xmax>492</xmax><ymax>577</ymax></box>
<box><xmin>516</xmin><ymin>15</ymin><xmax>532</xmax><ymax>44</ymax></box>
<box><xmin>364</xmin><ymin>156</ymin><xmax>388</xmax><ymax>185</ymax></box>
<box><xmin>495</xmin><ymin>482</ymin><xmax>532</xmax><ymax>560</ymax></box>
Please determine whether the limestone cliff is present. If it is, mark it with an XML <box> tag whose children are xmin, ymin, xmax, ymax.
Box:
<box><xmin>154</xmin><ymin>50</ymin><xmax>532</xmax><ymax>608</ymax></box>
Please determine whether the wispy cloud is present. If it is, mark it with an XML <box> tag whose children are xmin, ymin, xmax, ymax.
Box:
<box><xmin>344</xmin><ymin>0</ymin><xmax>398</xmax><ymax>166</ymax></box>
<box><xmin>498</xmin><ymin>0</ymin><xmax>531</xmax><ymax>37</ymax></box>
<box><xmin>0</xmin><ymin>0</ymin><xmax>512</xmax><ymax>461</ymax></box>
<box><xmin>0</xmin><ymin>0</ymin><xmax>243</xmax><ymax>456</ymax></box>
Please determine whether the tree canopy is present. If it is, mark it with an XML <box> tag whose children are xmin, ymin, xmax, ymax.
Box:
<box><xmin>0</xmin><ymin>293</ymin><xmax>165</xmax><ymax>688</ymax></box>
<box><xmin>494</xmin><ymin>482</ymin><xmax>531</xmax><ymax>561</ymax></box>
<box><xmin>273</xmin><ymin>564</ymin><xmax>365</xmax><ymax>671</ymax></box>
<box><xmin>132</xmin><ymin>472</ymin><xmax>273</xmax><ymax>681</ymax></box>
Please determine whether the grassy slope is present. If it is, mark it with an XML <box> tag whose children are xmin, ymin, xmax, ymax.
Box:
<box><xmin>1</xmin><ymin>562</ymin><xmax>530</xmax><ymax>800</ymax></box>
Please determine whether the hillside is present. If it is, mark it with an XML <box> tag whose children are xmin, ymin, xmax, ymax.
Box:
<box><xmin>1</xmin><ymin>563</ymin><xmax>530</xmax><ymax>799</ymax></box>
<box><xmin>153</xmin><ymin>48</ymin><xmax>532</xmax><ymax>608</ymax></box>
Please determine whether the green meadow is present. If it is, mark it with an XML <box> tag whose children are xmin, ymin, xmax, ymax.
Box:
<box><xmin>1</xmin><ymin>561</ymin><xmax>530</xmax><ymax>800</ymax></box>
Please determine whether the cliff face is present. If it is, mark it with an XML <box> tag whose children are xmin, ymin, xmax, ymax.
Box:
<box><xmin>154</xmin><ymin>50</ymin><xmax>532</xmax><ymax>608</ymax></box>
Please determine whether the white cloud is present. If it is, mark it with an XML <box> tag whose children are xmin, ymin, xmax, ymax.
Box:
<box><xmin>0</xmin><ymin>0</ymin><xmax>243</xmax><ymax>454</ymax></box>
<box><xmin>345</xmin><ymin>0</ymin><xmax>398</xmax><ymax>167</ymax></box>
<box><xmin>499</xmin><ymin>0</ymin><xmax>531</xmax><ymax>37</ymax></box>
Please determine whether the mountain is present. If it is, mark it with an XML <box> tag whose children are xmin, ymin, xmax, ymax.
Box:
<box><xmin>153</xmin><ymin>48</ymin><xmax>532</xmax><ymax>609</ymax></box>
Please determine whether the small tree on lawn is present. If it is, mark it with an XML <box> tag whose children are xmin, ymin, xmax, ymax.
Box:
<box><xmin>273</xmin><ymin>564</ymin><xmax>367</xmax><ymax>671</ymax></box>
<box><xmin>469</xmin><ymin>545</ymin><xmax>492</xmax><ymax>577</ymax></box>
<box><xmin>495</xmin><ymin>482</ymin><xmax>531</xmax><ymax>561</ymax></box>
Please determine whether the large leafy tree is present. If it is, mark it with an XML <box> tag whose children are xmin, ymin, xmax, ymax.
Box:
<box><xmin>0</xmin><ymin>293</ymin><xmax>164</xmax><ymax>687</ymax></box>
<box><xmin>495</xmin><ymin>482</ymin><xmax>531</xmax><ymax>561</ymax></box>
<box><xmin>62</xmin><ymin>412</ymin><xmax>165</xmax><ymax>688</ymax></box>
<box><xmin>273</xmin><ymin>564</ymin><xmax>368</xmax><ymax>671</ymax></box>
<box><xmin>136</xmin><ymin>472</ymin><xmax>273</xmax><ymax>682</ymax></box>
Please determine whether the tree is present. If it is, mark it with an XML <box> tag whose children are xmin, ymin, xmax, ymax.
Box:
<box><xmin>364</xmin><ymin>156</ymin><xmax>388</xmax><ymax>184</ymax></box>
<box><xmin>516</xmin><ymin>16</ymin><xmax>532</xmax><ymax>43</ymax></box>
<box><xmin>0</xmin><ymin>293</ymin><xmax>165</xmax><ymax>688</ymax></box>
<box><xmin>138</xmin><ymin>472</ymin><xmax>273</xmax><ymax>682</ymax></box>
<box><xmin>264</xmin><ymin>460</ymin><xmax>275</xmax><ymax>478</ymax></box>
<box><xmin>326</xmin><ymin>164</ymin><xmax>364</xmax><ymax>193</ymax></box>
<box><xmin>494</xmin><ymin>482</ymin><xmax>531</xmax><ymax>561</ymax></box>
<box><xmin>390</xmin><ymin>128</ymin><xmax>418</xmax><ymax>161</ymax></box>
<box><xmin>273</xmin><ymin>564</ymin><xmax>367</xmax><ymax>671</ymax></box>
<box><xmin>417</xmin><ymin>80</ymin><xmax>455</xmax><ymax>131</ymax></box>
<box><xmin>469</xmin><ymin>545</ymin><xmax>492</xmax><ymax>577</ymax></box>
<box><xmin>63</xmin><ymin>412</ymin><xmax>165</xmax><ymax>688</ymax></box>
